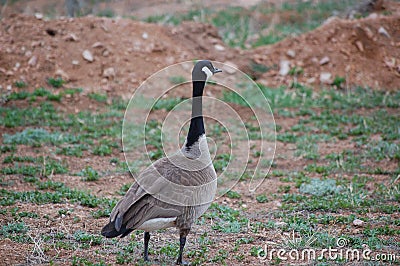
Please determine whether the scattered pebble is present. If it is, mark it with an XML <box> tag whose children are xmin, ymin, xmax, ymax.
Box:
<box><xmin>64</xmin><ymin>33</ymin><xmax>79</xmax><ymax>42</ymax></box>
<box><xmin>82</xmin><ymin>50</ymin><xmax>94</xmax><ymax>62</ymax></box>
<box><xmin>92</xmin><ymin>42</ymin><xmax>104</xmax><ymax>48</ymax></box>
<box><xmin>28</xmin><ymin>56</ymin><xmax>37</xmax><ymax>66</ymax></box>
<box><xmin>35</xmin><ymin>13</ymin><xmax>43</xmax><ymax>20</ymax></box>
<box><xmin>378</xmin><ymin>26</ymin><xmax>390</xmax><ymax>38</ymax></box>
<box><xmin>355</xmin><ymin>41</ymin><xmax>364</xmax><ymax>52</ymax></box>
<box><xmin>353</xmin><ymin>219</ymin><xmax>364</xmax><ymax>226</ymax></box>
<box><xmin>223</xmin><ymin>61</ymin><xmax>238</xmax><ymax>74</ymax></box>
<box><xmin>142</xmin><ymin>32</ymin><xmax>148</xmax><ymax>40</ymax></box>
<box><xmin>286</xmin><ymin>49</ymin><xmax>296</xmax><ymax>58</ymax></box>
<box><xmin>275</xmin><ymin>221</ymin><xmax>288</xmax><ymax>227</ymax></box>
<box><xmin>72</xmin><ymin>60</ymin><xmax>79</xmax><ymax>66</ymax></box>
<box><xmin>103</xmin><ymin>67</ymin><xmax>115</xmax><ymax>79</ymax></box>
<box><xmin>320</xmin><ymin>72</ymin><xmax>332</xmax><ymax>84</ymax></box>
<box><xmin>6</xmin><ymin>85</ymin><xmax>12</xmax><ymax>91</ymax></box>
<box><xmin>214</xmin><ymin>44</ymin><xmax>225</xmax><ymax>51</ymax></box>
<box><xmin>55</xmin><ymin>68</ymin><xmax>69</xmax><ymax>81</ymax></box>
<box><xmin>279</xmin><ymin>60</ymin><xmax>290</xmax><ymax>76</ymax></box>
<box><xmin>319</xmin><ymin>56</ymin><xmax>330</xmax><ymax>65</ymax></box>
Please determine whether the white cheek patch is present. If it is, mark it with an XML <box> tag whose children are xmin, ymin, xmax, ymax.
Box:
<box><xmin>202</xmin><ymin>66</ymin><xmax>213</xmax><ymax>80</ymax></box>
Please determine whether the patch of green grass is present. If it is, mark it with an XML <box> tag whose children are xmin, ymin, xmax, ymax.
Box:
<box><xmin>1</xmin><ymin>156</ymin><xmax>68</xmax><ymax>177</ymax></box>
<box><xmin>299</xmin><ymin>178</ymin><xmax>341</xmax><ymax>196</ymax></box>
<box><xmin>3</xmin><ymin>128</ymin><xmax>77</xmax><ymax>147</ymax></box>
<box><xmin>92</xmin><ymin>143</ymin><xmax>113</xmax><ymax>156</ymax></box>
<box><xmin>225</xmin><ymin>190</ymin><xmax>241</xmax><ymax>199</ymax></box>
<box><xmin>57</xmin><ymin>144</ymin><xmax>88</xmax><ymax>157</ymax></box>
<box><xmin>88</xmin><ymin>92</ymin><xmax>108</xmax><ymax>103</ymax></box>
<box><xmin>213</xmin><ymin>153</ymin><xmax>231</xmax><ymax>172</ymax></box>
<box><xmin>14</xmin><ymin>80</ymin><xmax>27</xmax><ymax>88</ymax></box>
<box><xmin>0</xmin><ymin>222</ymin><xmax>29</xmax><ymax>242</ymax></box>
<box><xmin>256</xmin><ymin>194</ymin><xmax>268</xmax><ymax>203</ymax></box>
<box><xmin>74</xmin><ymin>230</ymin><xmax>103</xmax><ymax>246</ymax></box>
<box><xmin>77</xmin><ymin>166</ymin><xmax>100</xmax><ymax>181</ymax></box>
<box><xmin>47</xmin><ymin>77</ymin><xmax>65</xmax><ymax>88</ymax></box>
<box><xmin>97</xmin><ymin>8</ymin><xmax>115</xmax><ymax>18</ymax></box>
<box><xmin>169</xmin><ymin>76</ymin><xmax>187</xmax><ymax>84</ymax></box>
<box><xmin>152</xmin><ymin>97</ymin><xmax>185</xmax><ymax>111</ymax></box>
<box><xmin>205</xmin><ymin>203</ymin><xmax>248</xmax><ymax>233</ymax></box>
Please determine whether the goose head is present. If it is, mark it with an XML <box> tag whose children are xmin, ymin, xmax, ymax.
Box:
<box><xmin>192</xmin><ymin>60</ymin><xmax>222</xmax><ymax>82</ymax></box>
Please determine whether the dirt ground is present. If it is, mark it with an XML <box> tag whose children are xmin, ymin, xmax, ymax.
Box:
<box><xmin>0</xmin><ymin>0</ymin><xmax>399</xmax><ymax>265</ymax></box>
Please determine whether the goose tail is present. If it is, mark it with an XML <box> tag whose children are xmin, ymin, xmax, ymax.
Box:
<box><xmin>101</xmin><ymin>220</ymin><xmax>132</xmax><ymax>238</ymax></box>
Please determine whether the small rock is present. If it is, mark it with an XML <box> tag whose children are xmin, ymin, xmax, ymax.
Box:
<box><xmin>214</xmin><ymin>44</ymin><xmax>225</xmax><ymax>51</ymax></box>
<box><xmin>311</xmin><ymin>57</ymin><xmax>319</xmax><ymax>64</ymax></box>
<box><xmin>92</xmin><ymin>42</ymin><xmax>104</xmax><ymax>48</ymax></box>
<box><xmin>320</xmin><ymin>72</ymin><xmax>332</xmax><ymax>84</ymax></box>
<box><xmin>55</xmin><ymin>69</ymin><xmax>69</xmax><ymax>81</ymax></box>
<box><xmin>367</xmin><ymin>13</ymin><xmax>378</xmax><ymax>19</ymax></box>
<box><xmin>353</xmin><ymin>219</ymin><xmax>364</xmax><ymax>226</ymax></box>
<box><xmin>64</xmin><ymin>33</ymin><xmax>79</xmax><ymax>42</ymax></box>
<box><xmin>306</xmin><ymin>77</ymin><xmax>316</xmax><ymax>84</ymax></box>
<box><xmin>355</xmin><ymin>41</ymin><xmax>364</xmax><ymax>52</ymax></box>
<box><xmin>82</xmin><ymin>50</ymin><xmax>94</xmax><ymax>62</ymax></box>
<box><xmin>102</xmin><ymin>50</ymin><xmax>110</xmax><ymax>57</ymax></box>
<box><xmin>28</xmin><ymin>56</ymin><xmax>37</xmax><ymax>66</ymax></box>
<box><xmin>319</xmin><ymin>56</ymin><xmax>330</xmax><ymax>65</ymax></box>
<box><xmin>72</xmin><ymin>60</ymin><xmax>79</xmax><ymax>66</ymax></box>
<box><xmin>103</xmin><ymin>67</ymin><xmax>115</xmax><ymax>79</ymax></box>
<box><xmin>7</xmin><ymin>85</ymin><xmax>12</xmax><ymax>91</ymax></box>
<box><xmin>25</xmin><ymin>50</ymin><xmax>32</xmax><ymax>57</ymax></box>
<box><xmin>275</xmin><ymin>221</ymin><xmax>288</xmax><ymax>227</ymax></box>
<box><xmin>6</xmin><ymin>70</ymin><xmax>14</xmax><ymax>76</ymax></box>
<box><xmin>14</xmin><ymin>62</ymin><xmax>20</xmax><ymax>69</ymax></box>
<box><xmin>364</xmin><ymin>27</ymin><xmax>374</xmax><ymax>39</ymax></box>
<box><xmin>286</xmin><ymin>49</ymin><xmax>296</xmax><ymax>58</ymax></box>
<box><xmin>378</xmin><ymin>26</ymin><xmax>390</xmax><ymax>38</ymax></box>
<box><xmin>142</xmin><ymin>32</ymin><xmax>148</xmax><ymax>39</ymax></box>
<box><xmin>223</xmin><ymin>61</ymin><xmax>238</xmax><ymax>74</ymax></box>
<box><xmin>279</xmin><ymin>60</ymin><xmax>290</xmax><ymax>76</ymax></box>
<box><xmin>35</xmin><ymin>13</ymin><xmax>43</xmax><ymax>19</ymax></box>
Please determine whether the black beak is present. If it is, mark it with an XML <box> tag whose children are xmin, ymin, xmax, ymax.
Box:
<box><xmin>213</xmin><ymin>68</ymin><xmax>222</xmax><ymax>74</ymax></box>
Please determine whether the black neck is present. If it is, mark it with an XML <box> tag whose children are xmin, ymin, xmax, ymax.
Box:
<box><xmin>186</xmin><ymin>81</ymin><xmax>206</xmax><ymax>148</ymax></box>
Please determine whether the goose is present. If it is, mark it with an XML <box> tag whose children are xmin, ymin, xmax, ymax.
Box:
<box><xmin>101</xmin><ymin>60</ymin><xmax>222</xmax><ymax>265</ymax></box>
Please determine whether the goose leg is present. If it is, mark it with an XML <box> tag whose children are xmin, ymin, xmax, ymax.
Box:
<box><xmin>176</xmin><ymin>229</ymin><xmax>190</xmax><ymax>265</ymax></box>
<box><xmin>144</xmin><ymin>231</ymin><xmax>150</xmax><ymax>261</ymax></box>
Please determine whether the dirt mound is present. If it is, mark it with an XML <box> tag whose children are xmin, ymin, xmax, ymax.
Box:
<box><xmin>0</xmin><ymin>15</ymin><xmax>237</xmax><ymax>99</ymax></box>
<box><xmin>249</xmin><ymin>12</ymin><xmax>400</xmax><ymax>90</ymax></box>
<box><xmin>0</xmin><ymin>3</ymin><xmax>399</xmax><ymax>99</ymax></box>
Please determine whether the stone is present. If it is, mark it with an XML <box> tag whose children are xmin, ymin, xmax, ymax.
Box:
<box><xmin>320</xmin><ymin>72</ymin><xmax>332</xmax><ymax>84</ymax></box>
<box><xmin>353</xmin><ymin>219</ymin><xmax>364</xmax><ymax>226</ymax></box>
<box><xmin>286</xmin><ymin>49</ymin><xmax>296</xmax><ymax>58</ymax></box>
<box><xmin>319</xmin><ymin>56</ymin><xmax>330</xmax><ymax>65</ymax></box>
<box><xmin>355</xmin><ymin>41</ymin><xmax>364</xmax><ymax>52</ymax></box>
<box><xmin>92</xmin><ymin>42</ymin><xmax>104</xmax><ymax>48</ymax></box>
<box><xmin>64</xmin><ymin>33</ymin><xmax>79</xmax><ymax>42</ymax></box>
<box><xmin>279</xmin><ymin>60</ymin><xmax>290</xmax><ymax>76</ymax></box>
<box><xmin>142</xmin><ymin>32</ymin><xmax>148</xmax><ymax>39</ymax></box>
<box><xmin>72</xmin><ymin>60</ymin><xmax>79</xmax><ymax>66</ymax></box>
<box><xmin>55</xmin><ymin>68</ymin><xmax>69</xmax><ymax>81</ymax></box>
<box><xmin>103</xmin><ymin>67</ymin><xmax>115</xmax><ymax>79</ymax></box>
<box><xmin>35</xmin><ymin>13</ymin><xmax>43</xmax><ymax>19</ymax></box>
<box><xmin>275</xmin><ymin>221</ymin><xmax>288</xmax><ymax>227</ymax></box>
<box><xmin>214</xmin><ymin>44</ymin><xmax>225</xmax><ymax>51</ymax></box>
<box><xmin>378</xmin><ymin>26</ymin><xmax>390</xmax><ymax>38</ymax></box>
<box><xmin>28</xmin><ymin>56</ymin><xmax>37</xmax><ymax>66</ymax></box>
<box><xmin>223</xmin><ymin>61</ymin><xmax>238</xmax><ymax>74</ymax></box>
<box><xmin>82</xmin><ymin>50</ymin><xmax>94</xmax><ymax>62</ymax></box>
